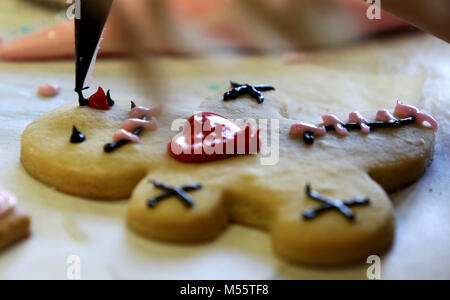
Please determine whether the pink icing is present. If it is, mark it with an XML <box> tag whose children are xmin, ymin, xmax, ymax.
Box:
<box><xmin>129</xmin><ymin>104</ymin><xmax>162</xmax><ymax>119</ymax></box>
<box><xmin>376</xmin><ymin>109</ymin><xmax>396</xmax><ymax>122</ymax></box>
<box><xmin>113</xmin><ymin>129</ymin><xmax>141</xmax><ymax>143</ymax></box>
<box><xmin>121</xmin><ymin>118</ymin><xmax>158</xmax><ymax>132</ymax></box>
<box><xmin>394</xmin><ymin>102</ymin><xmax>438</xmax><ymax>132</ymax></box>
<box><xmin>0</xmin><ymin>188</ymin><xmax>16</xmax><ymax>221</ymax></box>
<box><xmin>321</xmin><ymin>114</ymin><xmax>348</xmax><ymax>136</ymax></box>
<box><xmin>112</xmin><ymin>104</ymin><xmax>160</xmax><ymax>143</ymax></box>
<box><xmin>348</xmin><ymin>112</ymin><xmax>370</xmax><ymax>134</ymax></box>
<box><xmin>290</xmin><ymin>122</ymin><xmax>326</xmax><ymax>137</ymax></box>
<box><xmin>37</xmin><ymin>84</ymin><xmax>60</xmax><ymax>98</ymax></box>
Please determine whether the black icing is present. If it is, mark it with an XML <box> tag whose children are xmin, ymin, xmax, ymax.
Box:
<box><xmin>103</xmin><ymin>125</ymin><xmax>143</xmax><ymax>153</ymax></box>
<box><xmin>302</xmin><ymin>185</ymin><xmax>370</xmax><ymax>221</ymax></box>
<box><xmin>106</xmin><ymin>89</ymin><xmax>115</xmax><ymax>107</ymax></box>
<box><xmin>303</xmin><ymin>131</ymin><xmax>315</xmax><ymax>145</ymax></box>
<box><xmin>303</xmin><ymin>116</ymin><xmax>416</xmax><ymax>144</ymax></box>
<box><xmin>224</xmin><ymin>81</ymin><xmax>275</xmax><ymax>104</ymax></box>
<box><xmin>70</xmin><ymin>126</ymin><xmax>86</xmax><ymax>143</ymax></box>
<box><xmin>148</xmin><ymin>180</ymin><xmax>202</xmax><ymax>208</ymax></box>
<box><xmin>75</xmin><ymin>0</ymin><xmax>113</xmax><ymax>107</ymax></box>
<box><xmin>75</xmin><ymin>87</ymin><xmax>90</xmax><ymax>106</ymax></box>
<box><xmin>103</xmin><ymin>102</ymin><xmax>144</xmax><ymax>153</ymax></box>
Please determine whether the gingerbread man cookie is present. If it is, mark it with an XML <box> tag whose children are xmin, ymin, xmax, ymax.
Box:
<box><xmin>21</xmin><ymin>82</ymin><xmax>436</xmax><ymax>266</ymax></box>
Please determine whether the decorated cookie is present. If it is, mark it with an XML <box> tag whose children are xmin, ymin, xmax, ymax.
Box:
<box><xmin>21</xmin><ymin>83</ymin><xmax>436</xmax><ymax>266</ymax></box>
<box><xmin>0</xmin><ymin>188</ymin><xmax>31</xmax><ymax>252</ymax></box>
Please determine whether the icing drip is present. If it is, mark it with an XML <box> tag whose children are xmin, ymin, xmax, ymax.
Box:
<box><xmin>104</xmin><ymin>102</ymin><xmax>161</xmax><ymax>153</ymax></box>
<box><xmin>348</xmin><ymin>112</ymin><xmax>370</xmax><ymax>134</ymax></box>
<box><xmin>290</xmin><ymin>103</ymin><xmax>438</xmax><ymax>144</ymax></box>
<box><xmin>394</xmin><ymin>102</ymin><xmax>438</xmax><ymax>132</ymax></box>
<box><xmin>322</xmin><ymin>114</ymin><xmax>349</xmax><ymax>136</ymax></box>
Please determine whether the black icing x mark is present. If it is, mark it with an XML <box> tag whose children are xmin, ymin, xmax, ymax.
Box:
<box><xmin>223</xmin><ymin>81</ymin><xmax>275</xmax><ymax>104</ymax></box>
<box><xmin>303</xmin><ymin>185</ymin><xmax>370</xmax><ymax>221</ymax></box>
<box><xmin>148</xmin><ymin>180</ymin><xmax>202</xmax><ymax>208</ymax></box>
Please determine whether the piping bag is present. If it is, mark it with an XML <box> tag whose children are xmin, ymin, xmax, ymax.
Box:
<box><xmin>74</xmin><ymin>0</ymin><xmax>113</xmax><ymax>105</ymax></box>
<box><xmin>0</xmin><ymin>0</ymin><xmax>408</xmax><ymax>61</ymax></box>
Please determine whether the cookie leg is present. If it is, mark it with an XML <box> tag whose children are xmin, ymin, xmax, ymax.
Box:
<box><xmin>271</xmin><ymin>170</ymin><xmax>395</xmax><ymax>266</ymax></box>
<box><xmin>127</xmin><ymin>173</ymin><xmax>227</xmax><ymax>243</ymax></box>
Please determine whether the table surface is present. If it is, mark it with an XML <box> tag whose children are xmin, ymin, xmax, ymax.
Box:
<box><xmin>0</xmin><ymin>0</ymin><xmax>449</xmax><ymax>280</ymax></box>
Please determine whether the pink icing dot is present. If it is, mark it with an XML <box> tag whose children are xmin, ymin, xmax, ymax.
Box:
<box><xmin>322</xmin><ymin>114</ymin><xmax>348</xmax><ymax>136</ymax></box>
<box><xmin>38</xmin><ymin>84</ymin><xmax>61</xmax><ymax>98</ymax></box>
<box><xmin>290</xmin><ymin>122</ymin><xmax>326</xmax><ymax>137</ymax></box>
<box><xmin>394</xmin><ymin>102</ymin><xmax>438</xmax><ymax>132</ymax></box>
<box><xmin>348</xmin><ymin>112</ymin><xmax>370</xmax><ymax>134</ymax></box>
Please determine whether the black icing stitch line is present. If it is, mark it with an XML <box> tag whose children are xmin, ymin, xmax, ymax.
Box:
<box><xmin>103</xmin><ymin>101</ymin><xmax>143</xmax><ymax>153</ymax></box>
<box><xmin>147</xmin><ymin>180</ymin><xmax>202</xmax><ymax>208</ymax></box>
<box><xmin>224</xmin><ymin>81</ymin><xmax>275</xmax><ymax>104</ymax></box>
<box><xmin>70</xmin><ymin>126</ymin><xmax>86</xmax><ymax>143</ymax></box>
<box><xmin>302</xmin><ymin>185</ymin><xmax>370</xmax><ymax>221</ymax></box>
<box><xmin>302</xmin><ymin>116</ymin><xmax>416</xmax><ymax>145</ymax></box>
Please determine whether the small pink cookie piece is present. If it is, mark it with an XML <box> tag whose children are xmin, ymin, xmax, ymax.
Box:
<box><xmin>37</xmin><ymin>84</ymin><xmax>60</xmax><ymax>98</ymax></box>
<box><xmin>121</xmin><ymin>118</ymin><xmax>158</xmax><ymax>132</ymax></box>
<box><xmin>322</xmin><ymin>114</ymin><xmax>349</xmax><ymax>136</ymax></box>
<box><xmin>290</xmin><ymin>122</ymin><xmax>326</xmax><ymax>137</ymax></box>
<box><xmin>112</xmin><ymin>129</ymin><xmax>141</xmax><ymax>143</ymax></box>
<box><xmin>348</xmin><ymin>112</ymin><xmax>370</xmax><ymax>134</ymax></box>
<box><xmin>394</xmin><ymin>102</ymin><xmax>438</xmax><ymax>132</ymax></box>
<box><xmin>376</xmin><ymin>109</ymin><xmax>396</xmax><ymax>122</ymax></box>
<box><xmin>0</xmin><ymin>188</ymin><xmax>16</xmax><ymax>221</ymax></box>
<box><xmin>129</xmin><ymin>104</ymin><xmax>163</xmax><ymax>119</ymax></box>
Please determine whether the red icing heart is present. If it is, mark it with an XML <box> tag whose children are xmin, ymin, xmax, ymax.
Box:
<box><xmin>168</xmin><ymin>112</ymin><xmax>260</xmax><ymax>163</ymax></box>
<box><xmin>88</xmin><ymin>87</ymin><xmax>110</xmax><ymax>110</ymax></box>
